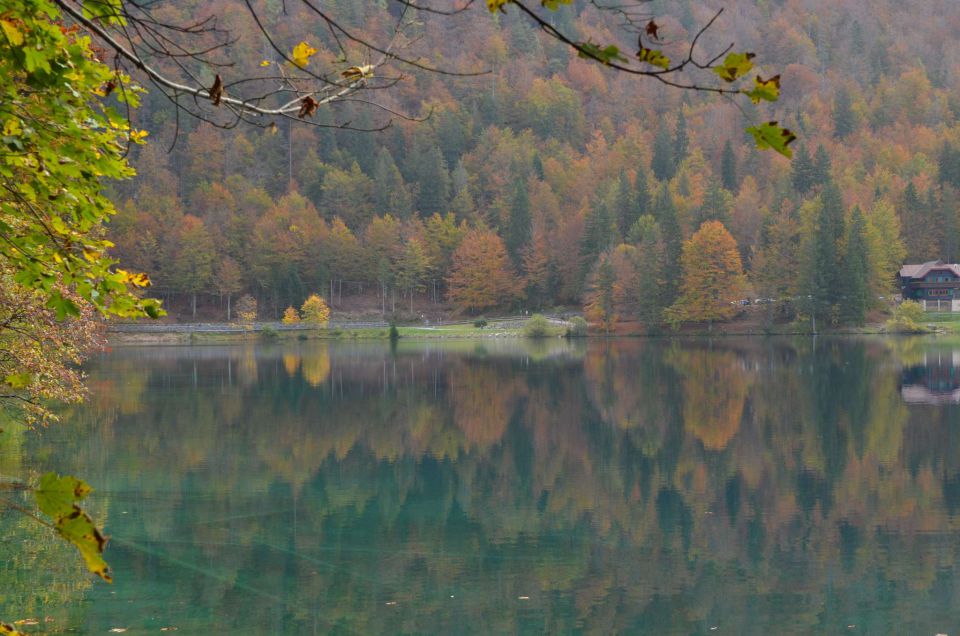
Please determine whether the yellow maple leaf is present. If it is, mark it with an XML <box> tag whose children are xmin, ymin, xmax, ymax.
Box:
<box><xmin>291</xmin><ymin>42</ymin><xmax>317</xmax><ymax>68</ymax></box>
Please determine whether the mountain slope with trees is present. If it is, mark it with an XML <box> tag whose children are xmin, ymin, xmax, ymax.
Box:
<box><xmin>104</xmin><ymin>0</ymin><xmax>959</xmax><ymax>328</ymax></box>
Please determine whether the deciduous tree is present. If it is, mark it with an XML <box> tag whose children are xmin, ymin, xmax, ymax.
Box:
<box><xmin>665</xmin><ymin>221</ymin><xmax>746</xmax><ymax>327</ymax></box>
<box><xmin>447</xmin><ymin>229</ymin><xmax>521</xmax><ymax>313</ymax></box>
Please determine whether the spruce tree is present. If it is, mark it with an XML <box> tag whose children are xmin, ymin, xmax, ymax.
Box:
<box><xmin>832</xmin><ymin>87</ymin><xmax>855</xmax><ymax>139</ymax></box>
<box><xmin>506</xmin><ymin>176</ymin><xmax>532</xmax><ymax>270</ymax></box>
<box><xmin>804</xmin><ymin>181</ymin><xmax>845</xmax><ymax>327</ymax></box>
<box><xmin>812</xmin><ymin>144</ymin><xmax>832</xmax><ymax>188</ymax></box>
<box><xmin>372</xmin><ymin>148</ymin><xmax>413</xmax><ymax>218</ymax></box>
<box><xmin>616</xmin><ymin>170</ymin><xmax>638</xmax><ymax>240</ymax></box>
<box><xmin>414</xmin><ymin>144</ymin><xmax>451</xmax><ymax>216</ymax></box>
<box><xmin>791</xmin><ymin>145</ymin><xmax>816</xmax><ymax>194</ymax></box>
<box><xmin>532</xmin><ymin>153</ymin><xmax>545</xmax><ymax>180</ymax></box>
<box><xmin>651</xmin><ymin>125</ymin><xmax>675</xmax><ymax>182</ymax></box>
<box><xmin>939</xmin><ymin>142</ymin><xmax>960</xmax><ymax>189</ymax></box>
<box><xmin>841</xmin><ymin>207</ymin><xmax>870</xmax><ymax>325</ymax></box>
<box><xmin>653</xmin><ymin>185</ymin><xmax>682</xmax><ymax>304</ymax></box>
<box><xmin>673</xmin><ymin>111</ymin><xmax>689</xmax><ymax>170</ymax></box>
<box><xmin>579</xmin><ymin>198</ymin><xmax>616</xmax><ymax>291</ymax></box>
<box><xmin>940</xmin><ymin>187</ymin><xmax>960</xmax><ymax>262</ymax></box>
<box><xmin>635</xmin><ymin>222</ymin><xmax>667</xmax><ymax>327</ymax></box>
<box><xmin>635</xmin><ymin>167</ymin><xmax>651</xmax><ymax>222</ymax></box>
<box><xmin>697</xmin><ymin>178</ymin><xmax>730</xmax><ymax>227</ymax></box>
<box><xmin>720</xmin><ymin>139</ymin><xmax>738</xmax><ymax>193</ymax></box>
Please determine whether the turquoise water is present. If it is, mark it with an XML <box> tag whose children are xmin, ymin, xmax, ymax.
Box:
<box><xmin>3</xmin><ymin>337</ymin><xmax>960</xmax><ymax>634</ymax></box>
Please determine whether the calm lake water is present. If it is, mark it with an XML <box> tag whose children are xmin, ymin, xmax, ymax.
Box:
<box><xmin>3</xmin><ymin>337</ymin><xmax>960</xmax><ymax>634</ymax></box>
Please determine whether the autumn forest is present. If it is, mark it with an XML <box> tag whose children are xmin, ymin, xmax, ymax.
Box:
<box><xmin>103</xmin><ymin>0</ymin><xmax>960</xmax><ymax>328</ymax></box>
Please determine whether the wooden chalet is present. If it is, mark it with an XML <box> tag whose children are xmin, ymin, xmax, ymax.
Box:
<box><xmin>899</xmin><ymin>261</ymin><xmax>960</xmax><ymax>301</ymax></box>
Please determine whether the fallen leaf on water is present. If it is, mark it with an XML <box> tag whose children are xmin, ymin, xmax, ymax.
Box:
<box><xmin>13</xmin><ymin>620</ymin><xmax>38</xmax><ymax>626</ymax></box>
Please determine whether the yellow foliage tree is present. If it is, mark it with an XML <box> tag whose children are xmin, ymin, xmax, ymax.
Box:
<box><xmin>282</xmin><ymin>306</ymin><xmax>301</xmax><ymax>324</ymax></box>
<box><xmin>235</xmin><ymin>294</ymin><xmax>258</xmax><ymax>325</ymax></box>
<box><xmin>665</xmin><ymin>220</ymin><xmax>746</xmax><ymax>327</ymax></box>
<box><xmin>300</xmin><ymin>294</ymin><xmax>331</xmax><ymax>328</ymax></box>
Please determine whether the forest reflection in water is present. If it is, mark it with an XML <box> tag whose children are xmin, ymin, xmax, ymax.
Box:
<box><xmin>3</xmin><ymin>336</ymin><xmax>960</xmax><ymax>634</ymax></box>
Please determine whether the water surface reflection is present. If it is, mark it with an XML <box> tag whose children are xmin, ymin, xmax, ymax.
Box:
<box><xmin>3</xmin><ymin>337</ymin><xmax>960</xmax><ymax>634</ymax></box>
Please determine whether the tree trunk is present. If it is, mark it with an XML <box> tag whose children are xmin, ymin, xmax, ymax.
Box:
<box><xmin>192</xmin><ymin>292</ymin><xmax>197</xmax><ymax>318</ymax></box>
<box><xmin>227</xmin><ymin>293</ymin><xmax>232</xmax><ymax>321</ymax></box>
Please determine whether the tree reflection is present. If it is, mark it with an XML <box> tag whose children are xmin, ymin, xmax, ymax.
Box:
<box><xmin>9</xmin><ymin>338</ymin><xmax>960</xmax><ymax>633</ymax></box>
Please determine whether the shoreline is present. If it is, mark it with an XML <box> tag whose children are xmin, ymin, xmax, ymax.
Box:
<box><xmin>103</xmin><ymin>320</ymin><xmax>935</xmax><ymax>346</ymax></box>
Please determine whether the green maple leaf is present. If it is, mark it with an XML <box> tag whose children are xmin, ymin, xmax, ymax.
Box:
<box><xmin>746</xmin><ymin>121</ymin><xmax>797</xmax><ymax>158</ymax></box>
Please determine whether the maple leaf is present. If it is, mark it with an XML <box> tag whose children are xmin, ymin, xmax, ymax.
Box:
<box><xmin>298</xmin><ymin>95</ymin><xmax>319</xmax><ymax>118</ymax></box>
<box><xmin>637</xmin><ymin>47</ymin><xmax>670</xmax><ymax>70</ymax></box>
<box><xmin>291</xmin><ymin>41</ymin><xmax>317</xmax><ymax>67</ymax></box>
<box><xmin>743</xmin><ymin>74</ymin><xmax>781</xmax><ymax>103</ymax></box>
<box><xmin>645</xmin><ymin>20</ymin><xmax>661</xmax><ymax>41</ymax></box>
<box><xmin>208</xmin><ymin>74</ymin><xmax>223</xmax><ymax>106</ymax></box>
<box><xmin>746</xmin><ymin>121</ymin><xmax>797</xmax><ymax>157</ymax></box>
<box><xmin>712</xmin><ymin>52</ymin><xmax>755</xmax><ymax>82</ymax></box>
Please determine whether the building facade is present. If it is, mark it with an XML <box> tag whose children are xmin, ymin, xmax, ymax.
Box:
<box><xmin>899</xmin><ymin>261</ymin><xmax>960</xmax><ymax>301</ymax></box>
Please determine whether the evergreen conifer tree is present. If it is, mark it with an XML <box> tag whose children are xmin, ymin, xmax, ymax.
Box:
<box><xmin>832</xmin><ymin>87</ymin><xmax>855</xmax><ymax>138</ymax></box>
<box><xmin>720</xmin><ymin>140</ymin><xmax>738</xmax><ymax>192</ymax></box>
<box><xmin>792</xmin><ymin>145</ymin><xmax>816</xmax><ymax>194</ymax></box>
<box><xmin>506</xmin><ymin>176</ymin><xmax>532</xmax><ymax>270</ymax></box>
<box><xmin>803</xmin><ymin>181</ymin><xmax>845</xmax><ymax>328</ymax></box>
<box><xmin>812</xmin><ymin>145</ymin><xmax>832</xmax><ymax>187</ymax></box>
<box><xmin>673</xmin><ymin>111</ymin><xmax>689</xmax><ymax>170</ymax></box>
<box><xmin>651</xmin><ymin>125</ymin><xmax>675</xmax><ymax>182</ymax></box>
<box><xmin>841</xmin><ymin>207</ymin><xmax>870</xmax><ymax>325</ymax></box>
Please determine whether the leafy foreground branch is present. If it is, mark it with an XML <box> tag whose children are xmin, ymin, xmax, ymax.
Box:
<box><xmin>1</xmin><ymin>472</ymin><xmax>110</xmax><ymax>632</ymax></box>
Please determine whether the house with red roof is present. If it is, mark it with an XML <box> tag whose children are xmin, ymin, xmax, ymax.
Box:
<box><xmin>899</xmin><ymin>261</ymin><xmax>960</xmax><ymax>301</ymax></box>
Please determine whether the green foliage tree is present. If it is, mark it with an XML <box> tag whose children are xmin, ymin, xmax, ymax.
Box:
<box><xmin>653</xmin><ymin>186</ymin><xmax>683</xmax><ymax>304</ymax></box>
<box><xmin>171</xmin><ymin>215</ymin><xmax>216</xmax><ymax>318</ymax></box>
<box><xmin>505</xmin><ymin>176</ymin><xmax>532</xmax><ymax>269</ymax></box>
<box><xmin>833</xmin><ymin>87</ymin><xmax>856</xmax><ymax>138</ymax></box>
<box><xmin>615</xmin><ymin>170</ymin><xmax>638</xmax><ymax>241</ymax></box>
<box><xmin>0</xmin><ymin>0</ymin><xmax>160</xmax><ymax>321</ymax></box>
<box><xmin>697</xmin><ymin>178</ymin><xmax>732</xmax><ymax>226</ymax></box>
<box><xmin>634</xmin><ymin>223</ymin><xmax>668</xmax><ymax>327</ymax></box>
<box><xmin>840</xmin><ymin>207</ymin><xmax>871</xmax><ymax>325</ymax></box>
<box><xmin>396</xmin><ymin>238</ymin><xmax>433</xmax><ymax>313</ymax></box>
<box><xmin>372</xmin><ymin>148</ymin><xmax>413</xmax><ymax>220</ymax></box>
<box><xmin>523</xmin><ymin>313</ymin><xmax>552</xmax><ymax>338</ymax></box>
<box><xmin>812</xmin><ymin>145</ymin><xmax>832</xmax><ymax>188</ymax></box>
<box><xmin>791</xmin><ymin>145</ymin><xmax>816</xmax><ymax>195</ymax></box>
<box><xmin>651</xmin><ymin>125</ymin><xmax>675</xmax><ymax>182</ymax></box>
<box><xmin>721</xmin><ymin>140</ymin><xmax>739</xmax><ymax>193</ymax></box>
<box><xmin>801</xmin><ymin>182</ymin><xmax>846</xmax><ymax>329</ymax></box>
<box><xmin>673</xmin><ymin>111</ymin><xmax>689</xmax><ymax>170</ymax></box>
<box><xmin>413</xmin><ymin>144</ymin><xmax>451</xmax><ymax>217</ymax></box>
<box><xmin>863</xmin><ymin>199</ymin><xmax>906</xmax><ymax>299</ymax></box>
<box><xmin>938</xmin><ymin>142</ymin><xmax>960</xmax><ymax>190</ymax></box>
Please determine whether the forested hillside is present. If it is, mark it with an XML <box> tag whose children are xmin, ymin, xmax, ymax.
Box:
<box><xmin>108</xmin><ymin>0</ymin><xmax>960</xmax><ymax>326</ymax></box>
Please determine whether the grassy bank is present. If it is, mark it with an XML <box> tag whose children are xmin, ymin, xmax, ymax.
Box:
<box><xmin>107</xmin><ymin>320</ymin><xmax>562</xmax><ymax>345</ymax></box>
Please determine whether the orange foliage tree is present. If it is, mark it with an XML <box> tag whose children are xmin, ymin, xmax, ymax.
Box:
<box><xmin>446</xmin><ymin>228</ymin><xmax>521</xmax><ymax>313</ymax></box>
<box><xmin>665</xmin><ymin>221</ymin><xmax>746</xmax><ymax>327</ymax></box>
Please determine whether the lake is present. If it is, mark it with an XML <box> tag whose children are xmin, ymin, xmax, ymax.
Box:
<box><xmin>3</xmin><ymin>337</ymin><xmax>960</xmax><ymax>634</ymax></box>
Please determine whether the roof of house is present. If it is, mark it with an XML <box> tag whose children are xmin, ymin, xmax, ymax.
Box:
<box><xmin>900</xmin><ymin>261</ymin><xmax>960</xmax><ymax>279</ymax></box>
